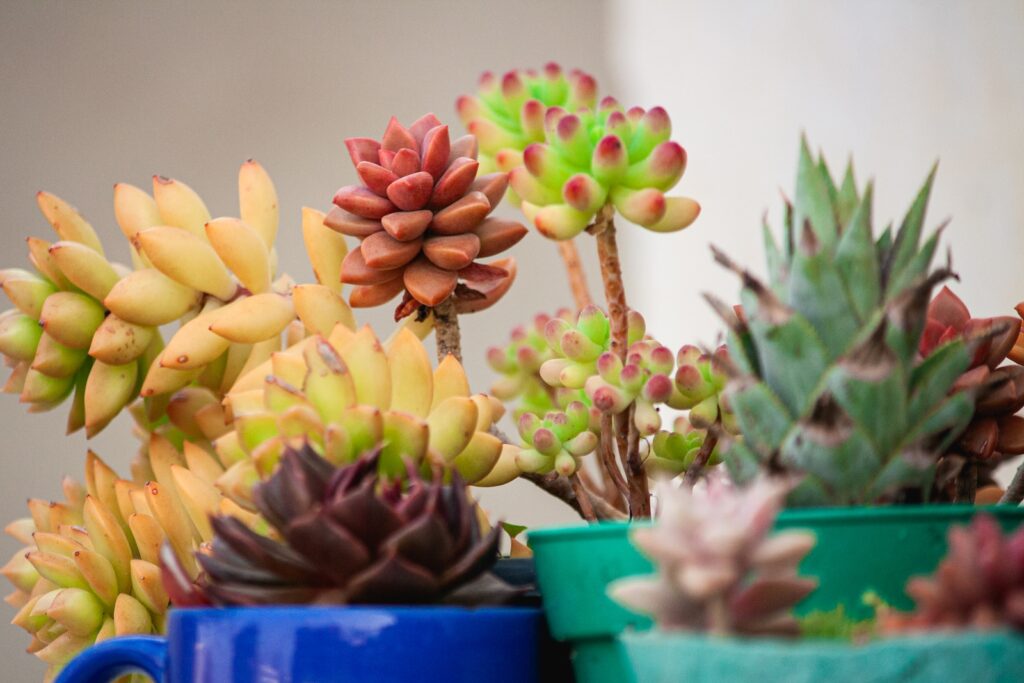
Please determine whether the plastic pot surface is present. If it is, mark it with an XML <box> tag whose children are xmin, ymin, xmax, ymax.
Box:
<box><xmin>55</xmin><ymin>605</ymin><xmax>543</xmax><ymax>683</ymax></box>
<box><xmin>529</xmin><ymin>504</ymin><xmax>1024</xmax><ymax>683</ymax></box>
<box><xmin>620</xmin><ymin>630</ymin><xmax>1024</xmax><ymax>683</ymax></box>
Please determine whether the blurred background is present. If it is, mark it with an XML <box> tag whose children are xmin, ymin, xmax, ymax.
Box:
<box><xmin>1</xmin><ymin>0</ymin><xmax>1021</xmax><ymax>678</ymax></box>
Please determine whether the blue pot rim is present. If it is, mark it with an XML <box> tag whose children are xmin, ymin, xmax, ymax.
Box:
<box><xmin>528</xmin><ymin>504</ymin><xmax>1024</xmax><ymax>544</ymax></box>
<box><xmin>169</xmin><ymin>605</ymin><xmax>541</xmax><ymax>618</ymax></box>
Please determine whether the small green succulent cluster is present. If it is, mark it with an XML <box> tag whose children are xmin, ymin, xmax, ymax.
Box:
<box><xmin>514</xmin><ymin>401</ymin><xmax>599</xmax><ymax>476</ymax></box>
<box><xmin>539</xmin><ymin>305</ymin><xmax>645</xmax><ymax>389</ymax></box>
<box><xmin>584</xmin><ymin>338</ymin><xmax>675</xmax><ymax>435</ymax></box>
<box><xmin>671</xmin><ymin>344</ymin><xmax>737</xmax><ymax>430</ymax></box>
<box><xmin>486</xmin><ymin>308</ymin><xmax>577</xmax><ymax>417</ymax></box>
<box><xmin>510</xmin><ymin>99</ymin><xmax>700</xmax><ymax>239</ymax></box>
<box><xmin>457</xmin><ymin>63</ymin><xmax>598</xmax><ymax>175</ymax></box>
<box><xmin>647</xmin><ymin>416</ymin><xmax>722</xmax><ymax>477</ymax></box>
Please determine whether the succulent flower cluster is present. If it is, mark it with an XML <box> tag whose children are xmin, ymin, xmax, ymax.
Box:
<box><xmin>611</xmin><ymin>477</ymin><xmax>817</xmax><ymax>635</ymax></box>
<box><xmin>716</xmin><ymin>142</ymin><xmax>975</xmax><ymax>506</ymax></box>
<box><xmin>457</xmin><ymin>63</ymin><xmax>598</xmax><ymax>175</ymax></box>
<box><xmin>881</xmin><ymin>515</ymin><xmax>1024</xmax><ymax>633</ymax></box>
<box><xmin>2</xmin><ymin>445</ymin><xmax>248</xmax><ymax>682</ymax></box>
<box><xmin>327</xmin><ymin>114</ymin><xmax>527</xmax><ymax>316</ymax></box>
<box><xmin>214</xmin><ymin>324</ymin><xmax>518</xmax><ymax>508</ymax></box>
<box><xmin>510</xmin><ymin>99</ymin><xmax>700</xmax><ymax>239</ymax></box>
<box><xmin>163</xmin><ymin>445</ymin><xmax>503</xmax><ymax>607</ymax></box>
<box><xmin>920</xmin><ymin>287</ymin><xmax>1024</xmax><ymax>498</ymax></box>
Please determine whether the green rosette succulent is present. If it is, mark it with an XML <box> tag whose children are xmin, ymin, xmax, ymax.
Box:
<box><xmin>514</xmin><ymin>401</ymin><xmax>599</xmax><ymax>476</ymax></box>
<box><xmin>457</xmin><ymin>63</ymin><xmax>598</xmax><ymax>174</ymax></box>
<box><xmin>647</xmin><ymin>416</ymin><xmax>724</xmax><ymax>477</ymax></box>
<box><xmin>510</xmin><ymin>98</ymin><xmax>700</xmax><ymax>239</ymax></box>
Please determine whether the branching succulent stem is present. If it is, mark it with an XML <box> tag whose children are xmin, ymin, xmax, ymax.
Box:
<box><xmin>599</xmin><ymin>413</ymin><xmax>631</xmax><ymax>505</ymax></box>
<box><xmin>590</xmin><ymin>203</ymin><xmax>650</xmax><ymax>517</ymax></box>
<box><xmin>570</xmin><ymin>473</ymin><xmax>598</xmax><ymax>522</ymax></box>
<box><xmin>999</xmin><ymin>461</ymin><xmax>1024</xmax><ymax>504</ymax></box>
<box><xmin>433</xmin><ymin>297</ymin><xmax>462</xmax><ymax>363</ymax></box>
<box><xmin>557</xmin><ymin>239</ymin><xmax>593</xmax><ymax>310</ymax></box>
<box><xmin>684</xmin><ymin>419</ymin><xmax>721</xmax><ymax>487</ymax></box>
<box><xmin>521</xmin><ymin>472</ymin><xmax>625</xmax><ymax>521</ymax></box>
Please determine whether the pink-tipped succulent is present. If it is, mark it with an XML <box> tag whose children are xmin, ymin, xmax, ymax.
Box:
<box><xmin>485</xmin><ymin>308</ymin><xmax>582</xmax><ymax>417</ymax></box>
<box><xmin>514</xmin><ymin>401</ymin><xmax>599</xmax><ymax>476</ymax></box>
<box><xmin>326</xmin><ymin>114</ymin><xmax>528</xmax><ymax>317</ymax></box>
<box><xmin>538</xmin><ymin>306</ymin><xmax>676</xmax><ymax>435</ymax></box>
<box><xmin>611</xmin><ymin>477</ymin><xmax>817</xmax><ymax>635</ymax></box>
<box><xmin>881</xmin><ymin>515</ymin><xmax>1024</xmax><ymax>633</ymax></box>
<box><xmin>456</xmin><ymin>63</ymin><xmax>598</xmax><ymax>175</ymax></box>
<box><xmin>510</xmin><ymin>99</ymin><xmax>700</xmax><ymax>239</ymax></box>
<box><xmin>669</xmin><ymin>344</ymin><xmax>736</xmax><ymax>431</ymax></box>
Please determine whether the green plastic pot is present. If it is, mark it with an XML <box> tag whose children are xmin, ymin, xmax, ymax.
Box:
<box><xmin>619</xmin><ymin>630</ymin><xmax>1024</xmax><ymax>683</ymax></box>
<box><xmin>528</xmin><ymin>505</ymin><xmax>1024</xmax><ymax>683</ymax></box>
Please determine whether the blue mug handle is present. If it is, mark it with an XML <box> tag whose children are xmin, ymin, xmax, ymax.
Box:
<box><xmin>54</xmin><ymin>636</ymin><xmax>167</xmax><ymax>683</ymax></box>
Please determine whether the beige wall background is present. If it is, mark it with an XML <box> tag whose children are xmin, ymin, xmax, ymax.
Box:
<box><xmin>2</xmin><ymin>0</ymin><xmax>1023</xmax><ymax>680</ymax></box>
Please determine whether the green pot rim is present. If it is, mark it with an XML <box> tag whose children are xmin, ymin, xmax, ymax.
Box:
<box><xmin>528</xmin><ymin>504</ymin><xmax>1024</xmax><ymax>544</ymax></box>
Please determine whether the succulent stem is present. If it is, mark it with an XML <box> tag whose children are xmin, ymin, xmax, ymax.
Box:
<box><xmin>590</xmin><ymin>203</ymin><xmax>650</xmax><ymax>517</ymax></box>
<box><xmin>591</xmin><ymin>204</ymin><xmax>626</xmax><ymax>360</ymax></box>
<box><xmin>999</xmin><ymin>461</ymin><xmax>1024</xmax><ymax>504</ymax></box>
<box><xmin>520</xmin><ymin>471</ymin><xmax>625</xmax><ymax>521</ymax></box>
<box><xmin>955</xmin><ymin>458</ymin><xmax>978</xmax><ymax>503</ymax></box>
<box><xmin>556</xmin><ymin>240</ymin><xmax>593</xmax><ymax>310</ymax></box>
<box><xmin>570</xmin><ymin>473</ymin><xmax>597</xmax><ymax>522</ymax></box>
<box><xmin>599</xmin><ymin>413</ymin><xmax>631</xmax><ymax>504</ymax></box>
<box><xmin>683</xmin><ymin>419</ymin><xmax>721</xmax><ymax>487</ymax></box>
<box><xmin>433</xmin><ymin>297</ymin><xmax>462</xmax><ymax>363</ymax></box>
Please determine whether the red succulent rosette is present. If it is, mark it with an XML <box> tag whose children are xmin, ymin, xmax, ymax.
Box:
<box><xmin>326</xmin><ymin>114</ymin><xmax>527</xmax><ymax>319</ymax></box>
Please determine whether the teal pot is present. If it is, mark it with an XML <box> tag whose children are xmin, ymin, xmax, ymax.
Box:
<box><xmin>620</xmin><ymin>630</ymin><xmax>1024</xmax><ymax>683</ymax></box>
<box><xmin>528</xmin><ymin>504</ymin><xmax>1024</xmax><ymax>683</ymax></box>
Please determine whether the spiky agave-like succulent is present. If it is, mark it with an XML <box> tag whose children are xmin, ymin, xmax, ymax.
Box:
<box><xmin>510</xmin><ymin>98</ymin><xmax>700</xmax><ymax>239</ymax></box>
<box><xmin>920</xmin><ymin>287</ymin><xmax>1024</xmax><ymax>498</ymax></box>
<box><xmin>162</xmin><ymin>445</ymin><xmax>503</xmax><ymax>607</ymax></box>
<box><xmin>326</xmin><ymin>113</ymin><xmax>527</xmax><ymax>315</ymax></box>
<box><xmin>456</xmin><ymin>63</ymin><xmax>598</xmax><ymax>174</ymax></box>
<box><xmin>880</xmin><ymin>515</ymin><xmax>1024</xmax><ymax>633</ymax></box>
<box><xmin>715</xmin><ymin>141</ymin><xmax>976</xmax><ymax>506</ymax></box>
<box><xmin>214</xmin><ymin>324</ymin><xmax>520</xmax><ymax>508</ymax></box>
<box><xmin>610</xmin><ymin>477</ymin><xmax>817</xmax><ymax>635</ymax></box>
<box><xmin>1</xmin><ymin>445</ymin><xmax>246</xmax><ymax>682</ymax></box>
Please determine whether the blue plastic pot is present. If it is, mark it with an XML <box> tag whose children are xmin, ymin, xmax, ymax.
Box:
<box><xmin>620</xmin><ymin>630</ymin><xmax>1024</xmax><ymax>683</ymax></box>
<box><xmin>55</xmin><ymin>605</ymin><xmax>542</xmax><ymax>683</ymax></box>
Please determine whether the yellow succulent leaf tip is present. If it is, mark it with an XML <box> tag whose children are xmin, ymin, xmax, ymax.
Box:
<box><xmin>151</xmin><ymin>176</ymin><xmax>211</xmax><ymax>240</ymax></box>
<box><xmin>387</xmin><ymin>327</ymin><xmax>434</xmax><ymax>417</ymax></box>
<box><xmin>301</xmin><ymin>206</ymin><xmax>348</xmax><ymax>295</ymax></box>
<box><xmin>292</xmin><ymin>284</ymin><xmax>356</xmax><ymax>336</ymax></box>
<box><xmin>238</xmin><ymin>160</ymin><xmax>279</xmax><ymax>249</ymax></box>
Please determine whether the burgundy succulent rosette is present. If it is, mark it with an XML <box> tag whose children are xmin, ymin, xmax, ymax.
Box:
<box><xmin>326</xmin><ymin>114</ymin><xmax>527</xmax><ymax>319</ymax></box>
